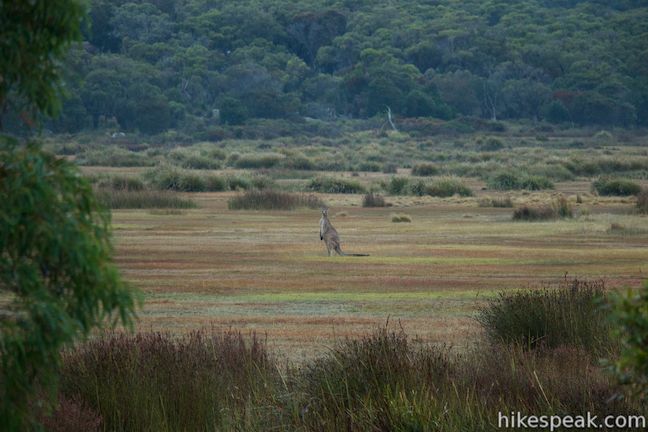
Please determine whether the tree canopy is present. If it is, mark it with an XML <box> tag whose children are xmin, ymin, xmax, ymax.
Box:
<box><xmin>25</xmin><ymin>0</ymin><xmax>647</xmax><ymax>136</ymax></box>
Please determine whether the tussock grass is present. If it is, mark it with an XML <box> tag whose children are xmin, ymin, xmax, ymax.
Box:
<box><xmin>425</xmin><ymin>177</ymin><xmax>473</xmax><ymax>197</ymax></box>
<box><xmin>59</xmin><ymin>331</ymin><xmax>273</xmax><ymax>432</ymax></box>
<box><xmin>477</xmin><ymin>278</ymin><xmax>614</xmax><ymax>355</ymax></box>
<box><xmin>95</xmin><ymin>189</ymin><xmax>196</xmax><ymax>209</ymax></box>
<box><xmin>478</xmin><ymin>196</ymin><xmax>513</xmax><ymax>208</ymax></box>
<box><xmin>391</xmin><ymin>213</ymin><xmax>412</xmax><ymax>223</ymax></box>
<box><xmin>228</xmin><ymin>189</ymin><xmax>324</xmax><ymax>210</ymax></box>
<box><xmin>54</xmin><ymin>328</ymin><xmax>638</xmax><ymax>431</ymax></box>
<box><xmin>512</xmin><ymin>196</ymin><xmax>573</xmax><ymax>221</ymax></box>
<box><xmin>362</xmin><ymin>192</ymin><xmax>387</xmax><ymax>207</ymax></box>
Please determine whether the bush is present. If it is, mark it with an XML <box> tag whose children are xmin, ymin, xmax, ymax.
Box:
<box><xmin>382</xmin><ymin>163</ymin><xmax>398</xmax><ymax>174</ymax></box>
<box><xmin>228</xmin><ymin>189</ymin><xmax>324</xmax><ymax>210</ymax></box>
<box><xmin>385</xmin><ymin>176</ymin><xmax>410</xmax><ymax>195</ymax></box>
<box><xmin>477</xmin><ymin>278</ymin><xmax>614</xmax><ymax>354</ymax></box>
<box><xmin>488</xmin><ymin>171</ymin><xmax>554</xmax><ymax>191</ymax></box>
<box><xmin>480</xmin><ymin>137</ymin><xmax>504</xmax><ymax>151</ymax></box>
<box><xmin>95</xmin><ymin>189</ymin><xmax>197</xmax><ymax>209</ymax></box>
<box><xmin>234</xmin><ymin>153</ymin><xmax>284</xmax><ymax>169</ymax></box>
<box><xmin>488</xmin><ymin>171</ymin><xmax>520</xmax><ymax>190</ymax></box>
<box><xmin>78</xmin><ymin>147</ymin><xmax>155</xmax><ymax>167</ymax></box>
<box><xmin>520</xmin><ymin>175</ymin><xmax>555</xmax><ymax>191</ymax></box>
<box><xmin>391</xmin><ymin>213</ymin><xmax>412</xmax><ymax>223</ymax></box>
<box><xmin>357</xmin><ymin>161</ymin><xmax>382</xmax><ymax>172</ymax></box>
<box><xmin>592</xmin><ymin>177</ymin><xmax>641</xmax><ymax>196</ymax></box>
<box><xmin>362</xmin><ymin>192</ymin><xmax>386</xmax><ymax>207</ymax></box>
<box><xmin>96</xmin><ymin>175</ymin><xmax>145</xmax><ymax>191</ymax></box>
<box><xmin>425</xmin><ymin>177</ymin><xmax>473</xmax><ymax>197</ymax></box>
<box><xmin>309</xmin><ymin>176</ymin><xmax>366</xmax><ymax>194</ymax></box>
<box><xmin>143</xmin><ymin>167</ymin><xmax>235</xmax><ymax>192</ymax></box>
<box><xmin>411</xmin><ymin>163</ymin><xmax>439</xmax><ymax>176</ymax></box>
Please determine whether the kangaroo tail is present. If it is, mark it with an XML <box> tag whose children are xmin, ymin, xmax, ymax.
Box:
<box><xmin>344</xmin><ymin>253</ymin><xmax>370</xmax><ymax>256</ymax></box>
<box><xmin>335</xmin><ymin>245</ymin><xmax>369</xmax><ymax>257</ymax></box>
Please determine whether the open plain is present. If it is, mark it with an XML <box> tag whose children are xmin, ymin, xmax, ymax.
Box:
<box><xmin>106</xmin><ymin>180</ymin><xmax>648</xmax><ymax>360</ymax></box>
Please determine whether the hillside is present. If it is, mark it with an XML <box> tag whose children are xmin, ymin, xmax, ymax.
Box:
<box><xmin>13</xmin><ymin>0</ymin><xmax>648</xmax><ymax>137</ymax></box>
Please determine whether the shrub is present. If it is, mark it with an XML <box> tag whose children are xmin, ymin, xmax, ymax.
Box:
<box><xmin>385</xmin><ymin>176</ymin><xmax>410</xmax><ymax>195</ymax></box>
<box><xmin>382</xmin><ymin>163</ymin><xmax>398</xmax><ymax>174</ymax></box>
<box><xmin>425</xmin><ymin>177</ymin><xmax>473</xmax><ymax>197</ymax></box>
<box><xmin>411</xmin><ymin>163</ymin><xmax>439</xmax><ymax>176</ymax></box>
<box><xmin>95</xmin><ymin>189</ymin><xmax>197</xmax><ymax>209</ymax></box>
<box><xmin>362</xmin><ymin>192</ymin><xmax>386</xmax><ymax>207</ymax></box>
<box><xmin>282</xmin><ymin>154</ymin><xmax>314</xmax><ymax>170</ymax></box>
<box><xmin>477</xmin><ymin>278</ymin><xmax>614</xmax><ymax>354</ymax></box>
<box><xmin>96</xmin><ymin>175</ymin><xmax>145</xmax><ymax>191</ymax></box>
<box><xmin>637</xmin><ymin>189</ymin><xmax>648</xmax><ymax>214</ymax></box>
<box><xmin>488</xmin><ymin>171</ymin><xmax>554</xmax><ymax>191</ymax></box>
<box><xmin>78</xmin><ymin>147</ymin><xmax>155</xmax><ymax>167</ymax></box>
<box><xmin>235</xmin><ymin>153</ymin><xmax>284</xmax><ymax>169</ymax></box>
<box><xmin>357</xmin><ymin>161</ymin><xmax>381</xmax><ymax>172</ymax></box>
<box><xmin>409</xmin><ymin>179</ymin><xmax>427</xmax><ymax>196</ymax></box>
<box><xmin>520</xmin><ymin>175</ymin><xmax>555</xmax><ymax>191</ymax></box>
<box><xmin>480</xmin><ymin>137</ymin><xmax>505</xmax><ymax>151</ymax></box>
<box><xmin>488</xmin><ymin>171</ymin><xmax>521</xmax><ymax>190</ymax></box>
<box><xmin>144</xmin><ymin>167</ymin><xmax>234</xmax><ymax>192</ymax></box>
<box><xmin>391</xmin><ymin>213</ymin><xmax>412</xmax><ymax>223</ymax></box>
<box><xmin>592</xmin><ymin>178</ymin><xmax>641</xmax><ymax>196</ymax></box>
<box><xmin>228</xmin><ymin>189</ymin><xmax>324</xmax><ymax>210</ymax></box>
<box><xmin>309</xmin><ymin>176</ymin><xmax>366</xmax><ymax>194</ymax></box>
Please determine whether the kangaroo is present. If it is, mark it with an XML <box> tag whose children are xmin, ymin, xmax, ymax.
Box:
<box><xmin>319</xmin><ymin>208</ymin><xmax>369</xmax><ymax>257</ymax></box>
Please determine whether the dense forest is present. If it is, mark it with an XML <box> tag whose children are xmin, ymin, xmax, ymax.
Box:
<box><xmin>12</xmin><ymin>0</ymin><xmax>648</xmax><ymax>137</ymax></box>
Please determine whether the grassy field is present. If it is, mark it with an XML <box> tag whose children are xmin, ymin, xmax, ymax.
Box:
<box><xmin>102</xmin><ymin>176</ymin><xmax>648</xmax><ymax>360</ymax></box>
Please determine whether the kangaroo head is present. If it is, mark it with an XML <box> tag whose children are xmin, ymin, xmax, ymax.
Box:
<box><xmin>321</xmin><ymin>207</ymin><xmax>329</xmax><ymax>217</ymax></box>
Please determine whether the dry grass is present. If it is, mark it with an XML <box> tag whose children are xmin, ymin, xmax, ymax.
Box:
<box><xmin>97</xmin><ymin>182</ymin><xmax>648</xmax><ymax>359</ymax></box>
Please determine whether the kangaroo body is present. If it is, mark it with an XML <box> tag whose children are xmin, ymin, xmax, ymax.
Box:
<box><xmin>319</xmin><ymin>208</ymin><xmax>369</xmax><ymax>257</ymax></box>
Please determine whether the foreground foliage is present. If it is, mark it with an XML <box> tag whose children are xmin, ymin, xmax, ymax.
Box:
<box><xmin>0</xmin><ymin>139</ymin><xmax>139</xmax><ymax>430</ymax></box>
<box><xmin>51</xmin><ymin>326</ymin><xmax>642</xmax><ymax>431</ymax></box>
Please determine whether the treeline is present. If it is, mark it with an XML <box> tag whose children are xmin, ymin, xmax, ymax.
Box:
<box><xmin>18</xmin><ymin>0</ymin><xmax>648</xmax><ymax>136</ymax></box>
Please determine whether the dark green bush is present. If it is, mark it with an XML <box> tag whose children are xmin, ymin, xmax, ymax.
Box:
<box><xmin>425</xmin><ymin>178</ymin><xmax>473</xmax><ymax>197</ymax></box>
<box><xmin>382</xmin><ymin>163</ymin><xmax>398</xmax><ymax>174</ymax></box>
<box><xmin>385</xmin><ymin>176</ymin><xmax>410</xmax><ymax>195</ymax></box>
<box><xmin>309</xmin><ymin>176</ymin><xmax>366</xmax><ymax>194</ymax></box>
<box><xmin>592</xmin><ymin>177</ymin><xmax>641</xmax><ymax>196</ymax></box>
<box><xmin>488</xmin><ymin>171</ymin><xmax>554</xmax><ymax>191</ymax></box>
<box><xmin>235</xmin><ymin>153</ymin><xmax>284</xmax><ymax>169</ymax></box>
<box><xmin>520</xmin><ymin>175</ymin><xmax>555</xmax><ymax>191</ymax></box>
<box><xmin>411</xmin><ymin>163</ymin><xmax>439</xmax><ymax>176</ymax></box>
